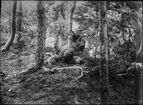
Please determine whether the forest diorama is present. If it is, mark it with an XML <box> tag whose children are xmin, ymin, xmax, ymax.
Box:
<box><xmin>0</xmin><ymin>1</ymin><xmax>142</xmax><ymax>104</ymax></box>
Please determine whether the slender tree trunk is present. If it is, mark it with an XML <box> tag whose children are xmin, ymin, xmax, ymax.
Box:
<box><xmin>66</xmin><ymin>1</ymin><xmax>76</xmax><ymax>45</ymax></box>
<box><xmin>1</xmin><ymin>0</ymin><xmax>17</xmax><ymax>52</ymax></box>
<box><xmin>133</xmin><ymin>5</ymin><xmax>143</xmax><ymax>104</ymax></box>
<box><xmin>0</xmin><ymin>1</ymin><xmax>1</xmax><ymax>47</ymax></box>
<box><xmin>17</xmin><ymin>1</ymin><xmax>22</xmax><ymax>32</ymax></box>
<box><xmin>0</xmin><ymin>0</ymin><xmax>1</xmax><ymax>18</ymax></box>
<box><xmin>99</xmin><ymin>1</ymin><xmax>109</xmax><ymax>104</ymax></box>
<box><xmin>36</xmin><ymin>1</ymin><xmax>45</xmax><ymax>69</ymax></box>
<box><xmin>14</xmin><ymin>1</ymin><xmax>23</xmax><ymax>43</ymax></box>
<box><xmin>0</xmin><ymin>1</ymin><xmax>2</xmax><ymax>103</ymax></box>
<box><xmin>8</xmin><ymin>2</ymin><xmax>12</xmax><ymax>34</ymax></box>
<box><xmin>9</xmin><ymin>11</ymin><xmax>11</xmax><ymax>34</ymax></box>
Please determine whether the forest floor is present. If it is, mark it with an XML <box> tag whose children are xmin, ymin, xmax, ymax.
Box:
<box><xmin>0</xmin><ymin>47</ymin><xmax>134</xmax><ymax>104</ymax></box>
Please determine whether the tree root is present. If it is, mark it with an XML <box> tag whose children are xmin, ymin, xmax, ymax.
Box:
<box><xmin>51</xmin><ymin>65</ymin><xmax>89</xmax><ymax>80</ymax></box>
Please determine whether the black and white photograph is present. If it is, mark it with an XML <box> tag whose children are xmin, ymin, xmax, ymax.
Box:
<box><xmin>0</xmin><ymin>1</ymin><xmax>142</xmax><ymax>104</ymax></box>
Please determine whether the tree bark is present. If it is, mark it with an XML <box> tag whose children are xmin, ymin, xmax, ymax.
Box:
<box><xmin>67</xmin><ymin>1</ymin><xmax>76</xmax><ymax>45</ymax></box>
<box><xmin>9</xmin><ymin>2</ymin><xmax>12</xmax><ymax>34</ymax></box>
<box><xmin>0</xmin><ymin>1</ymin><xmax>2</xmax><ymax>103</ymax></box>
<box><xmin>65</xmin><ymin>1</ymin><xmax>76</xmax><ymax>45</ymax></box>
<box><xmin>36</xmin><ymin>1</ymin><xmax>45</xmax><ymax>69</ymax></box>
<box><xmin>14</xmin><ymin>1</ymin><xmax>23</xmax><ymax>43</ymax></box>
<box><xmin>17</xmin><ymin>1</ymin><xmax>22</xmax><ymax>32</ymax></box>
<box><xmin>99</xmin><ymin>1</ymin><xmax>109</xmax><ymax>104</ymax></box>
<box><xmin>0</xmin><ymin>0</ymin><xmax>1</xmax><ymax>18</ymax></box>
<box><xmin>132</xmin><ymin>2</ymin><xmax>142</xmax><ymax>104</ymax></box>
<box><xmin>54</xmin><ymin>26</ymin><xmax>64</xmax><ymax>54</ymax></box>
<box><xmin>1</xmin><ymin>0</ymin><xmax>17</xmax><ymax>52</ymax></box>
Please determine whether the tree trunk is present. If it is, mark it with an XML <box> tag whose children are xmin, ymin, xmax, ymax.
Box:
<box><xmin>8</xmin><ymin>2</ymin><xmax>12</xmax><ymax>34</ymax></box>
<box><xmin>0</xmin><ymin>1</ymin><xmax>2</xmax><ymax>104</ymax></box>
<box><xmin>99</xmin><ymin>1</ymin><xmax>109</xmax><ymax>104</ymax></box>
<box><xmin>17</xmin><ymin>1</ymin><xmax>23</xmax><ymax>30</ymax></box>
<box><xmin>14</xmin><ymin>1</ymin><xmax>23</xmax><ymax>44</ymax></box>
<box><xmin>54</xmin><ymin>3</ymin><xmax>67</xmax><ymax>53</ymax></box>
<box><xmin>66</xmin><ymin>1</ymin><xmax>76</xmax><ymax>45</ymax></box>
<box><xmin>36</xmin><ymin>1</ymin><xmax>45</xmax><ymax>69</ymax></box>
<box><xmin>54</xmin><ymin>1</ymin><xmax>76</xmax><ymax>52</ymax></box>
<box><xmin>0</xmin><ymin>0</ymin><xmax>1</xmax><ymax>18</ymax></box>
<box><xmin>132</xmin><ymin>3</ymin><xmax>142</xmax><ymax>104</ymax></box>
<box><xmin>1</xmin><ymin>0</ymin><xmax>17</xmax><ymax>52</ymax></box>
<box><xmin>54</xmin><ymin>26</ymin><xmax>63</xmax><ymax>54</ymax></box>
